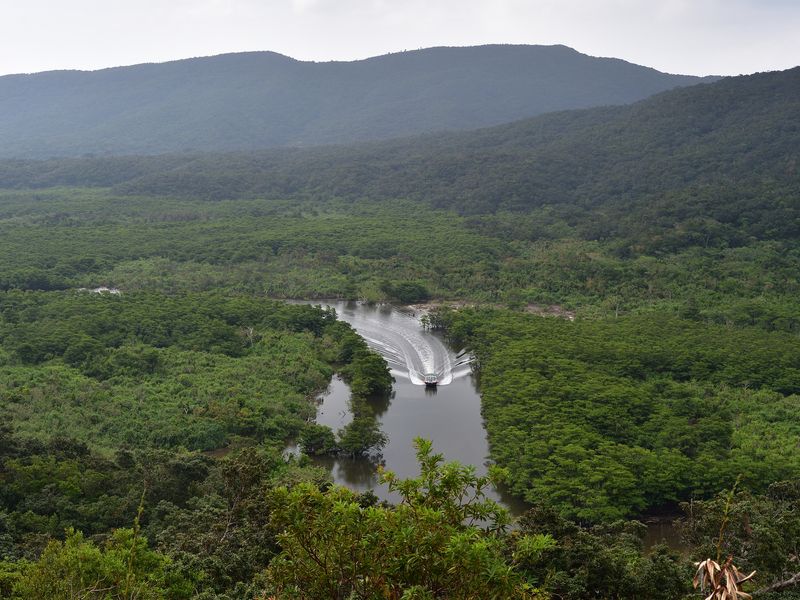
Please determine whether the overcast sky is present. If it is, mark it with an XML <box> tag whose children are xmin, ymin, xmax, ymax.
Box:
<box><xmin>1</xmin><ymin>0</ymin><xmax>798</xmax><ymax>77</ymax></box>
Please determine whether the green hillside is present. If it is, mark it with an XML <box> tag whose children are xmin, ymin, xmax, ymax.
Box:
<box><xmin>0</xmin><ymin>68</ymin><xmax>797</xmax><ymax>326</ymax></box>
<box><xmin>2</xmin><ymin>66</ymin><xmax>795</xmax><ymax>253</ymax></box>
<box><xmin>113</xmin><ymin>66</ymin><xmax>798</xmax><ymax>248</ymax></box>
<box><xmin>1</xmin><ymin>60</ymin><xmax>800</xmax><ymax>600</ymax></box>
<box><xmin>0</xmin><ymin>45</ymin><xmax>710</xmax><ymax>158</ymax></box>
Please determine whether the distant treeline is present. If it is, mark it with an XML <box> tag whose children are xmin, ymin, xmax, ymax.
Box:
<box><xmin>0</xmin><ymin>68</ymin><xmax>797</xmax><ymax>254</ymax></box>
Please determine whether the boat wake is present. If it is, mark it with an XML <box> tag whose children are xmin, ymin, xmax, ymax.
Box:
<box><xmin>333</xmin><ymin>304</ymin><xmax>472</xmax><ymax>386</ymax></box>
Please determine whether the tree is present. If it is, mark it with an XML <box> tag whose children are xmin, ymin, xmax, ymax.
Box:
<box><xmin>337</xmin><ymin>417</ymin><xmax>387</xmax><ymax>457</ymax></box>
<box><xmin>299</xmin><ymin>424</ymin><xmax>338</xmax><ymax>456</ymax></box>
<box><xmin>380</xmin><ymin>281</ymin><xmax>431</xmax><ymax>304</ymax></box>
<box><xmin>8</xmin><ymin>528</ymin><xmax>193</xmax><ymax>599</ymax></box>
<box><xmin>263</xmin><ymin>438</ymin><xmax>543</xmax><ymax>599</ymax></box>
<box><xmin>340</xmin><ymin>349</ymin><xmax>394</xmax><ymax>399</ymax></box>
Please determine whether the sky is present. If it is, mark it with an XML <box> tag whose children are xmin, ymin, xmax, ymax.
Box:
<box><xmin>1</xmin><ymin>0</ymin><xmax>798</xmax><ymax>77</ymax></box>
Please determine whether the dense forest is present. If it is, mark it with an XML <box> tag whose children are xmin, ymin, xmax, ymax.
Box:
<box><xmin>1</xmin><ymin>63</ymin><xmax>799</xmax><ymax>598</ymax></box>
<box><xmin>0</xmin><ymin>185</ymin><xmax>796</xmax><ymax>332</ymax></box>
<box><xmin>3</xmin><ymin>315</ymin><xmax>800</xmax><ymax>600</ymax></box>
<box><xmin>0</xmin><ymin>292</ymin><xmax>393</xmax><ymax>453</ymax></box>
<box><xmin>0</xmin><ymin>45</ymin><xmax>710</xmax><ymax>158</ymax></box>
<box><xmin>438</xmin><ymin>308</ymin><xmax>800</xmax><ymax>521</ymax></box>
<box><xmin>0</xmin><ymin>67</ymin><xmax>792</xmax><ymax>226</ymax></box>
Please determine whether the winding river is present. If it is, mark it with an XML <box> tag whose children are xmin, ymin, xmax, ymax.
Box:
<box><xmin>306</xmin><ymin>300</ymin><xmax>528</xmax><ymax>513</ymax></box>
<box><xmin>298</xmin><ymin>301</ymin><xmax>683</xmax><ymax>548</ymax></box>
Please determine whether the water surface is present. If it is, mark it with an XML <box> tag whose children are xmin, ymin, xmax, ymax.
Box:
<box><xmin>308</xmin><ymin>300</ymin><xmax>527</xmax><ymax>513</ymax></box>
<box><xmin>304</xmin><ymin>301</ymin><xmax>685</xmax><ymax>548</ymax></box>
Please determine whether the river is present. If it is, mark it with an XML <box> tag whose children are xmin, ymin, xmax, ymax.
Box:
<box><xmin>300</xmin><ymin>300</ymin><xmax>683</xmax><ymax>549</ymax></box>
<box><xmin>301</xmin><ymin>300</ymin><xmax>528</xmax><ymax>513</ymax></box>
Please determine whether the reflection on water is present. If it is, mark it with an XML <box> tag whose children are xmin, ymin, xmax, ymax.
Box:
<box><xmin>300</xmin><ymin>301</ymin><xmax>683</xmax><ymax>540</ymax></box>
<box><xmin>314</xmin><ymin>375</ymin><xmax>353</xmax><ymax>431</ymax></box>
<box><xmin>303</xmin><ymin>300</ymin><xmax>529</xmax><ymax>515</ymax></box>
<box><xmin>642</xmin><ymin>519</ymin><xmax>687</xmax><ymax>553</ymax></box>
<box><xmin>312</xmin><ymin>454</ymin><xmax>385</xmax><ymax>489</ymax></box>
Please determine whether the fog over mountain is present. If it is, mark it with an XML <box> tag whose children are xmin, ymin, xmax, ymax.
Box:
<box><xmin>0</xmin><ymin>44</ymin><xmax>714</xmax><ymax>158</ymax></box>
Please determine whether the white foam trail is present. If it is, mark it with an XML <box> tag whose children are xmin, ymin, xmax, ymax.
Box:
<box><xmin>390</xmin><ymin>368</ymin><xmax>412</xmax><ymax>381</ymax></box>
<box><xmin>326</xmin><ymin>302</ymin><xmax>473</xmax><ymax>387</ymax></box>
<box><xmin>450</xmin><ymin>366</ymin><xmax>474</xmax><ymax>381</ymax></box>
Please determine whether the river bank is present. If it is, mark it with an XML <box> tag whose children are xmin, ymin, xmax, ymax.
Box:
<box><xmin>300</xmin><ymin>299</ymin><xmax>686</xmax><ymax>550</ymax></box>
<box><xmin>407</xmin><ymin>300</ymin><xmax>576</xmax><ymax>320</ymax></box>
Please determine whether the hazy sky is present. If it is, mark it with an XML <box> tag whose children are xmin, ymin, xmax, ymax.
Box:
<box><xmin>1</xmin><ymin>0</ymin><xmax>798</xmax><ymax>76</ymax></box>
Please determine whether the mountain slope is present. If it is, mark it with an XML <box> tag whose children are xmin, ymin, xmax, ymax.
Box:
<box><xmin>127</xmin><ymin>67</ymin><xmax>800</xmax><ymax>246</ymax></box>
<box><xmin>1</xmin><ymin>67</ymin><xmax>797</xmax><ymax>252</ymax></box>
<box><xmin>0</xmin><ymin>45</ymin><xmax>711</xmax><ymax>158</ymax></box>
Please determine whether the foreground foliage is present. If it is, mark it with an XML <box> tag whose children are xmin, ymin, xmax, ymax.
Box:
<box><xmin>682</xmin><ymin>482</ymin><xmax>800</xmax><ymax>596</ymax></box>
<box><xmin>4</xmin><ymin>528</ymin><xmax>192</xmax><ymax>599</ymax></box>
<box><xmin>2</xmin><ymin>422</ymin><xmax>799</xmax><ymax>598</ymax></box>
<box><xmin>265</xmin><ymin>439</ymin><xmax>538</xmax><ymax>599</ymax></box>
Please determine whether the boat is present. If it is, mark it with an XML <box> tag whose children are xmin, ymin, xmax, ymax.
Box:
<box><xmin>423</xmin><ymin>373</ymin><xmax>438</xmax><ymax>387</ymax></box>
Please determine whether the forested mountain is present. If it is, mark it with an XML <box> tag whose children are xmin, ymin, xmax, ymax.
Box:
<box><xmin>3</xmin><ymin>49</ymin><xmax>800</xmax><ymax>599</ymax></box>
<box><xmin>2</xmin><ymin>66</ymin><xmax>796</xmax><ymax>251</ymax></box>
<box><xmin>0</xmin><ymin>44</ymin><xmax>712</xmax><ymax>158</ymax></box>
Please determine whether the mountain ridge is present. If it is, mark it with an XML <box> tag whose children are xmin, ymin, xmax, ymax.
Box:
<box><xmin>0</xmin><ymin>44</ymin><xmax>705</xmax><ymax>77</ymax></box>
<box><xmin>3</xmin><ymin>66</ymin><xmax>796</xmax><ymax>252</ymax></box>
<box><xmin>0</xmin><ymin>44</ymin><xmax>714</xmax><ymax>158</ymax></box>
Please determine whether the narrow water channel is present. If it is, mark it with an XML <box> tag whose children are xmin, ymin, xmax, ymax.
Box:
<box><xmin>300</xmin><ymin>300</ymin><xmax>683</xmax><ymax>549</ymax></box>
<box><xmin>306</xmin><ymin>300</ymin><xmax>528</xmax><ymax>513</ymax></box>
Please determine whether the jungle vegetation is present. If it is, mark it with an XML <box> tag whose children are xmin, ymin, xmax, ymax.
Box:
<box><xmin>0</xmin><ymin>45</ymin><xmax>708</xmax><ymax>159</ymax></box>
<box><xmin>0</xmin><ymin>65</ymin><xmax>798</xmax><ymax>598</ymax></box>
<box><xmin>437</xmin><ymin>307</ymin><xmax>800</xmax><ymax>522</ymax></box>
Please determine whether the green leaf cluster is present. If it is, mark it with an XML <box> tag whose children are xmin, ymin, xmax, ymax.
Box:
<box><xmin>447</xmin><ymin>309</ymin><xmax>800</xmax><ymax>521</ymax></box>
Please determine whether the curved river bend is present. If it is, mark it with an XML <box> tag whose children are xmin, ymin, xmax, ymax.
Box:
<box><xmin>294</xmin><ymin>301</ymin><xmax>683</xmax><ymax>548</ymax></box>
<box><xmin>304</xmin><ymin>301</ymin><xmax>527</xmax><ymax>513</ymax></box>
